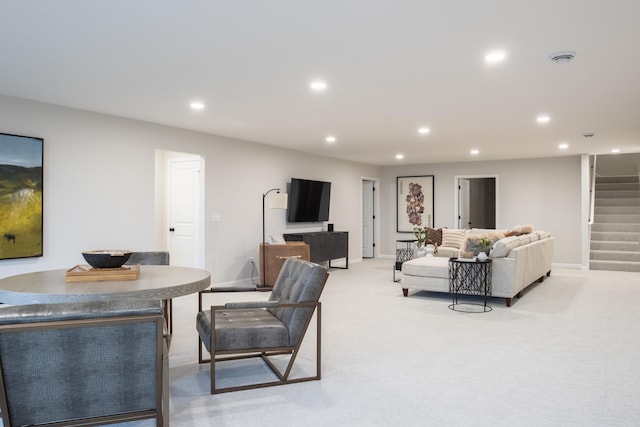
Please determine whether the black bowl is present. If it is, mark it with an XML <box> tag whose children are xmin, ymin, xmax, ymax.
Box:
<box><xmin>82</xmin><ymin>250</ymin><xmax>133</xmax><ymax>269</ymax></box>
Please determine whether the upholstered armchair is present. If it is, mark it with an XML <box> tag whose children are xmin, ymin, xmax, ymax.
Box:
<box><xmin>0</xmin><ymin>299</ymin><xmax>168</xmax><ymax>427</ymax></box>
<box><xmin>126</xmin><ymin>251</ymin><xmax>175</xmax><ymax>333</ymax></box>
<box><xmin>197</xmin><ymin>258</ymin><xmax>329</xmax><ymax>394</ymax></box>
<box><xmin>127</xmin><ymin>251</ymin><xmax>170</xmax><ymax>266</ymax></box>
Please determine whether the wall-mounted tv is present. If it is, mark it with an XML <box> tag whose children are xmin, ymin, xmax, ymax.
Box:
<box><xmin>287</xmin><ymin>178</ymin><xmax>331</xmax><ymax>223</ymax></box>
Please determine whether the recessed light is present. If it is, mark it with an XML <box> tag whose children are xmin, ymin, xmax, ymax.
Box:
<box><xmin>559</xmin><ymin>143</ymin><xmax>569</xmax><ymax>150</ymax></box>
<box><xmin>325</xmin><ymin>136</ymin><xmax>336</xmax><ymax>143</ymax></box>
<box><xmin>485</xmin><ymin>50</ymin><xmax>506</xmax><ymax>64</ymax></box>
<box><xmin>536</xmin><ymin>115</ymin><xmax>550</xmax><ymax>124</ymax></box>
<box><xmin>611</xmin><ymin>148</ymin><xmax>621</xmax><ymax>153</ymax></box>
<box><xmin>190</xmin><ymin>101</ymin><xmax>205</xmax><ymax>110</ymax></box>
<box><xmin>310</xmin><ymin>80</ymin><xmax>327</xmax><ymax>92</ymax></box>
<box><xmin>470</xmin><ymin>149</ymin><xmax>480</xmax><ymax>155</ymax></box>
<box><xmin>418</xmin><ymin>127</ymin><xmax>430</xmax><ymax>135</ymax></box>
<box><xmin>395</xmin><ymin>154</ymin><xmax>404</xmax><ymax>160</ymax></box>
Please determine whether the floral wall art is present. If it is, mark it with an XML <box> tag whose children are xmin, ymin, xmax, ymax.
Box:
<box><xmin>0</xmin><ymin>133</ymin><xmax>43</xmax><ymax>260</ymax></box>
<box><xmin>396</xmin><ymin>175</ymin><xmax>434</xmax><ymax>232</ymax></box>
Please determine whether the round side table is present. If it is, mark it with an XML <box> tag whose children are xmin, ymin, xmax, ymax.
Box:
<box><xmin>448</xmin><ymin>257</ymin><xmax>492</xmax><ymax>313</ymax></box>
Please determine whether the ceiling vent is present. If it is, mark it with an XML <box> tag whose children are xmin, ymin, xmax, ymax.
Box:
<box><xmin>549</xmin><ymin>51</ymin><xmax>576</xmax><ymax>63</ymax></box>
<box><xmin>582</xmin><ymin>132</ymin><xmax>595</xmax><ymax>138</ymax></box>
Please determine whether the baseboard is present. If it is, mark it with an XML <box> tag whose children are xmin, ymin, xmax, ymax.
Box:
<box><xmin>552</xmin><ymin>262</ymin><xmax>585</xmax><ymax>270</ymax></box>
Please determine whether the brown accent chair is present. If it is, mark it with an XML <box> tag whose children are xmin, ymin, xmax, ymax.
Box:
<box><xmin>0</xmin><ymin>299</ymin><xmax>168</xmax><ymax>427</ymax></box>
<box><xmin>197</xmin><ymin>258</ymin><xmax>328</xmax><ymax>394</ymax></box>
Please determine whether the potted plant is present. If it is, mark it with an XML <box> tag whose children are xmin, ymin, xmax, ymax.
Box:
<box><xmin>413</xmin><ymin>227</ymin><xmax>431</xmax><ymax>257</ymax></box>
<box><xmin>475</xmin><ymin>236</ymin><xmax>493</xmax><ymax>260</ymax></box>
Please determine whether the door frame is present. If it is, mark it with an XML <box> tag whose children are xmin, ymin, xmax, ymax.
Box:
<box><xmin>361</xmin><ymin>176</ymin><xmax>380</xmax><ymax>259</ymax></box>
<box><xmin>453</xmin><ymin>174</ymin><xmax>499</xmax><ymax>229</ymax></box>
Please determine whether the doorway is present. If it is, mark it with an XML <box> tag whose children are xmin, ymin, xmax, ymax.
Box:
<box><xmin>361</xmin><ymin>178</ymin><xmax>378</xmax><ymax>258</ymax></box>
<box><xmin>456</xmin><ymin>176</ymin><xmax>497</xmax><ymax>229</ymax></box>
<box><xmin>162</xmin><ymin>151</ymin><xmax>205</xmax><ymax>268</ymax></box>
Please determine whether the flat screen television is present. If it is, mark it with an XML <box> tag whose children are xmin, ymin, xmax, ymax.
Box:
<box><xmin>287</xmin><ymin>178</ymin><xmax>331</xmax><ymax>222</ymax></box>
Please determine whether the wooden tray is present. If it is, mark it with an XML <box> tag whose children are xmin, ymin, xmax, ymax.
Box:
<box><xmin>65</xmin><ymin>264</ymin><xmax>140</xmax><ymax>282</ymax></box>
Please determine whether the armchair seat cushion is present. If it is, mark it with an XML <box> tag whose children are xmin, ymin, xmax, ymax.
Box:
<box><xmin>197</xmin><ymin>309</ymin><xmax>289</xmax><ymax>353</ymax></box>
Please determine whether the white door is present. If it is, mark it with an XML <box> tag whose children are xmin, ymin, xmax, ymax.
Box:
<box><xmin>362</xmin><ymin>180</ymin><xmax>375</xmax><ymax>258</ymax></box>
<box><xmin>458</xmin><ymin>178</ymin><xmax>471</xmax><ymax>229</ymax></box>
<box><xmin>167</xmin><ymin>157</ymin><xmax>202</xmax><ymax>267</ymax></box>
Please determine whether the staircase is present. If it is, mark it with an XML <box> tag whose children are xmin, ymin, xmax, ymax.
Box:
<box><xmin>590</xmin><ymin>175</ymin><xmax>640</xmax><ymax>272</ymax></box>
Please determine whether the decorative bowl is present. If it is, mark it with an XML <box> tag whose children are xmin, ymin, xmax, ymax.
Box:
<box><xmin>82</xmin><ymin>250</ymin><xmax>133</xmax><ymax>269</ymax></box>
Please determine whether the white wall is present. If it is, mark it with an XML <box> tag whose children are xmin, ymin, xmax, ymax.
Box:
<box><xmin>0</xmin><ymin>94</ymin><xmax>587</xmax><ymax>281</ymax></box>
<box><xmin>0</xmin><ymin>95</ymin><xmax>379</xmax><ymax>282</ymax></box>
<box><xmin>596</xmin><ymin>153</ymin><xmax>640</xmax><ymax>176</ymax></box>
<box><xmin>381</xmin><ymin>156</ymin><xmax>584</xmax><ymax>267</ymax></box>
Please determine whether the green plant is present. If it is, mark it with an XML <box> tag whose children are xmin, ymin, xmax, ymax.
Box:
<box><xmin>413</xmin><ymin>227</ymin><xmax>431</xmax><ymax>248</ymax></box>
<box><xmin>477</xmin><ymin>236</ymin><xmax>493</xmax><ymax>251</ymax></box>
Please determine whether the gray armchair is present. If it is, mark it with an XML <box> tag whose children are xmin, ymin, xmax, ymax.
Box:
<box><xmin>126</xmin><ymin>251</ymin><xmax>170</xmax><ymax>266</ymax></box>
<box><xmin>126</xmin><ymin>251</ymin><xmax>174</xmax><ymax>334</ymax></box>
<box><xmin>197</xmin><ymin>258</ymin><xmax>329</xmax><ymax>394</ymax></box>
<box><xmin>0</xmin><ymin>299</ymin><xmax>168</xmax><ymax>426</ymax></box>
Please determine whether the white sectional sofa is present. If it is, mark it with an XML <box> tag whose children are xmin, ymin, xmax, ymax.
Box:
<box><xmin>400</xmin><ymin>228</ymin><xmax>555</xmax><ymax>307</ymax></box>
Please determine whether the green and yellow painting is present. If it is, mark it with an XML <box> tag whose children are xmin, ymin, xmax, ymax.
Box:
<box><xmin>0</xmin><ymin>133</ymin><xmax>43</xmax><ymax>260</ymax></box>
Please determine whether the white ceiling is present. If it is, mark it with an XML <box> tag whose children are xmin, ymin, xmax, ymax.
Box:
<box><xmin>1</xmin><ymin>1</ymin><xmax>639</xmax><ymax>166</ymax></box>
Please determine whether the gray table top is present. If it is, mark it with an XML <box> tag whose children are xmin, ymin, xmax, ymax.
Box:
<box><xmin>0</xmin><ymin>265</ymin><xmax>211</xmax><ymax>305</ymax></box>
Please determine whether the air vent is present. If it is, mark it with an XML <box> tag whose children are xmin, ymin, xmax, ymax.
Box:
<box><xmin>582</xmin><ymin>132</ymin><xmax>595</xmax><ymax>138</ymax></box>
<box><xmin>549</xmin><ymin>51</ymin><xmax>576</xmax><ymax>63</ymax></box>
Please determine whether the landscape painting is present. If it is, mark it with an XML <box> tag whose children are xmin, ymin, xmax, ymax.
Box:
<box><xmin>0</xmin><ymin>133</ymin><xmax>43</xmax><ymax>259</ymax></box>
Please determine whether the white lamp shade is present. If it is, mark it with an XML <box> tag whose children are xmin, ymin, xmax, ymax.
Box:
<box><xmin>268</xmin><ymin>192</ymin><xmax>288</xmax><ymax>209</ymax></box>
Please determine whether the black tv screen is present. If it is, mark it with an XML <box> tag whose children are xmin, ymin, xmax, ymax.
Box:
<box><xmin>287</xmin><ymin>178</ymin><xmax>331</xmax><ymax>222</ymax></box>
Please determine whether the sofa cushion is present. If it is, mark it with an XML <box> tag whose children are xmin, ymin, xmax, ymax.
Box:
<box><xmin>532</xmin><ymin>230</ymin><xmax>551</xmax><ymax>239</ymax></box>
<box><xmin>402</xmin><ymin>256</ymin><xmax>450</xmax><ymax>278</ymax></box>
<box><xmin>441</xmin><ymin>229</ymin><xmax>466</xmax><ymax>249</ymax></box>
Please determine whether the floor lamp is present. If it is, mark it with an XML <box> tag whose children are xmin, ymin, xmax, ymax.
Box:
<box><xmin>261</xmin><ymin>188</ymin><xmax>288</xmax><ymax>289</ymax></box>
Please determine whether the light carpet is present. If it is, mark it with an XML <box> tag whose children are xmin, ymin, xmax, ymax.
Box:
<box><xmin>157</xmin><ymin>259</ymin><xmax>640</xmax><ymax>427</ymax></box>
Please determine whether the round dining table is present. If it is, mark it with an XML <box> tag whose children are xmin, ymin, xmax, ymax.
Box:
<box><xmin>0</xmin><ymin>265</ymin><xmax>211</xmax><ymax>337</ymax></box>
<box><xmin>0</xmin><ymin>265</ymin><xmax>211</xmax><ymax>305</ymax></box>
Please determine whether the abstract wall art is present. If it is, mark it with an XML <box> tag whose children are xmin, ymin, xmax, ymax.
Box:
<box><xmin>397</xmin><ymin>175</ymin><xmax>434</xmax><ymax>232</ymax></box>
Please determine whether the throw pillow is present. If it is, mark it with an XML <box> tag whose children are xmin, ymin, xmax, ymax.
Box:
<box><xmin>441</xmin><ymin>229</ymin><xmax>466</xmax><ymax>249</ymax></box>
<box><xmin>463</xmin><ymin>235</ymin><xmax>485</xmax><ymax>254</ymax></box>
<box><xmin>490</xmin><ymin>236</ymin><xmax>522</xmax><ymax>257</ymax></box>
<box><xmin>425</xmin><ymin>227</ymin><xmax>443</xmax><ymax>246</ymax></box>
<box><xmin>504</xmin><ymin>224</ymin><xmax>534</xmax><ymax>237</ymax></box>
<box><xmin>463</xmin><ymin>232</ymin><xmax>503</xmax><ymax>255</ymax></box>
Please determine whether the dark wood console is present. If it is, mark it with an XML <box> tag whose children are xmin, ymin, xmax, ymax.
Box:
<box><xmin>283</xmin><ymin>231</ymin><xmax>348</xmax><ymax>269</ymax></box>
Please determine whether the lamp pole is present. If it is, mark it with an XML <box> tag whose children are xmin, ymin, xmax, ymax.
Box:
<box><xmin>262</xmin><ymin>188</ymin><xmax>281</xmax><ymax>288</ymax></box>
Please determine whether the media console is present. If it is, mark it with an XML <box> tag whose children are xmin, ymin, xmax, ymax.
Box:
<box><xmin>283</xmin><ymin>231</ymin><xmax>348</xmax><ymax>269</ymax></box>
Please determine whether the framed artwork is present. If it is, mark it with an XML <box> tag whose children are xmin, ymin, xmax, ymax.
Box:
<box><xmin>397</xmin><ymin>175</ymin><xmax>434</xmax><ymax>232</ymax></box>
<box><xmin>0</xmin><ymin>133</ymin><xmax>43</xmax><ymax>260</ymax></box>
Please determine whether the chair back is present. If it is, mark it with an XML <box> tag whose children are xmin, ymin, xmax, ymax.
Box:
<box><xmin>127</xmin><ymin>251</ymin><xmax>170</xmax><ymax>265</ymax></box>
<box><xmin>0</xmin><ymin>299</ymin><xmax>165</xmax><ymax>427</ymax></box>
<box><xmin>268</xmin><ymin>258</ymin><xmax>328</xmax><ymax>346</ymax></box>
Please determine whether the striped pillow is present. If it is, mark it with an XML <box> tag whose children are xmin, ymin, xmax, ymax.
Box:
<box><xmin>441</xmin><ymin>229</ymin><xmax>466</xmax><ymax>249</ymax></box>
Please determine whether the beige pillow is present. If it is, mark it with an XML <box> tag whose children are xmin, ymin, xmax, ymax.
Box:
<box><xmin>504</xmin><ymin>224</ymin><xmax>533</xmax><ymax>237</ymax></box>
<box><xmin>490</xmin><ymin>236</ymin><xmax>522</xmax><ymax>257</ymax></box>
<box><xmin>441</xmin><ymin>229</ymin><xmax>466</xmax><ymax>249</ymax></box>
